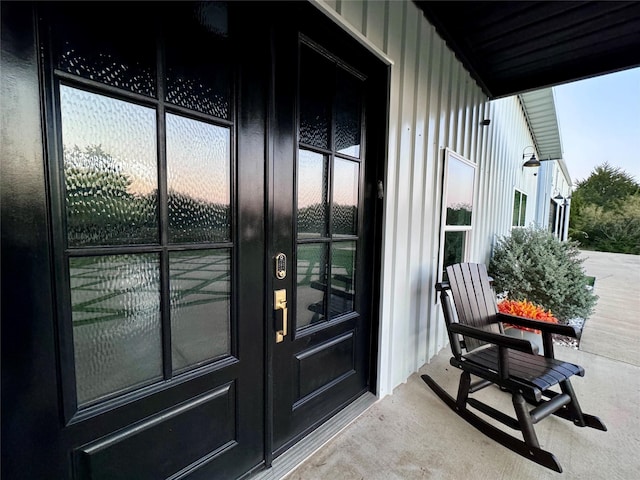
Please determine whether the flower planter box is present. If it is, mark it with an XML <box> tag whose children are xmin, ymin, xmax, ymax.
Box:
<box><xmin>503</xmin><ymin>326</ymin><xmax>543</xmax><ymax>353</ymax></box>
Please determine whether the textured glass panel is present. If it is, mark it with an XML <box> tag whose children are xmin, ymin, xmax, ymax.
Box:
<box><xmin>53</xmin><ymin>4</ymin><xmax>155</xmax><ymax>96</ymax></box>
<box><xmin>61</xmin><ymin>86</ymin><xmax>158</xmax><ymax>246</ymax></box>
<box><xmin>299</xmin><ymin>46</ymin><xmax>332</xmax><ymax>149</ymax></box>
<box><xmin>445</xmin><ymin>156</ymin><xmax>475</xmax><ymax>226</ymax></box>
<box><xmin>332</xmin><ymin>158</ymin><xmax>359</xmax><ymax>237</ymax></box>
<box><xmin>330</xmin><ymin>241</ymin><xmax>356</xmax><ymax>318</ymax></box>
<box><xmin>70</xmin><ymin>254</ymin><xmax>162</xmax><ymax>405</ymax></box>
<box><xmin>335</xmin><ymin>68</ymin><xmax>362</xmax><ymax>157</ymax></box>
<box><xmin>297</xmin><ymin>244</ymin><xmax>328</xmax><ymax>329</ymax></box>
<box><xmin>166</xmin><ymin>114</ymin><xmax>231</xmax><ymax>243</ymax></box>
<box><xmin>443</xmin><ymin>231</ymin><xmax>466</xmax><ymax>280</ymax></box>
<box><xmin>297</xmin><ymin>150</ymin><xmax>328</xmax><ymax>238</ymax></box>
<box><xmin>165</xmin><ymin>2</ymin><xmax>230</xmax><ymax>118</ymax></box>
<box><xmin>170</xmin><ymin>249</ymin><xmax>230</xmax><ymax>372</ymax></box>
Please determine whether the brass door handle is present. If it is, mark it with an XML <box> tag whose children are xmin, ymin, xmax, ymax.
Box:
<box><xmin>274</xmin><ymin>289</ymin><xmax>287</xmax><ymax>343</ymax></box>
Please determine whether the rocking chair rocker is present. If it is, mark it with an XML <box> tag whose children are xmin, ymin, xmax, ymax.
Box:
<box><xmin>422</xmin><ymin>263</ymin><xmax>606</xmax><ymax>472</ymax></box>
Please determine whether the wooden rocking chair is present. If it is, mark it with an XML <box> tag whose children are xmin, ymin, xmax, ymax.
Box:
<box><xmin>422</xmin><ymin>263</ymin><xmax>606</xmax><ymax>472</ymax></box>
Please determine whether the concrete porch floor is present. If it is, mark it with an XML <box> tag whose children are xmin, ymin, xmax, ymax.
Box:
<box><xmin>283</xmin><ymin>251</ymin><xmax>640</xmax><ymax>479</ymax></box>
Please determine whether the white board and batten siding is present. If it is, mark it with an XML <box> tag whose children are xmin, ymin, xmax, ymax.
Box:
<box><xmin>314</xmin><ymin>0</ymin><xmax>540</xmax><ymax>397</ymax></box>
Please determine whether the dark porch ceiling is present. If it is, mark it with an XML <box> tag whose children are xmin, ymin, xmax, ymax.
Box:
<box><xmin>415</xmin><ymin>1</ymin><xmax>640</xmax><ymax>98</ymax></box>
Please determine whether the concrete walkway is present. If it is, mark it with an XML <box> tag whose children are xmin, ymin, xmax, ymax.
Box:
<box><xmin>285</xmin><ymin>252</ymin><xmax>640</xmax><ymax>480</ymax></box>
<box><xmin>579</xmin><ymin>250</ymin><xmax>640</xmax><ymax>366</ymax></box>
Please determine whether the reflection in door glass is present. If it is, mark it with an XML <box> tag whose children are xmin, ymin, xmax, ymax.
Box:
<box><xmin>335</xmin><ymin>67</ymin><xmax>362</xmax><ymax>158</ymax></box>
<box><xmin>170</xmin><ymin>249</ymin><xmax>231</xmax><ymax>372</ymax></box>
<box><xmin>165</xmin><ymin>1</ymin><xmax>230</xmax><ymax>118</ymax></box>
<box><xmin>297</xmin><ymin>150</ymin><xmax>328</xmax><ymax>238</ymax></box>
<box><xmin>53</xmin><ymin>3</ymin><xmax>156</xmax><ymax>97</ymax></box>
<box><xmin>60</xmin><ymin>86</ymin><xmax>158</xmax><ymax>246</ymax></box>
<box><xmin>70</xmin><ymin>254</ymin><xmax>162</xmax><ymax>405</ymax></box>
<box><xmin>299</xmin><ymin>46</ymin><xmax>332</xmax><ymax>149</ymax></box>
<box><xmin>296</xmin><ymin>244</ymin><xmax>328</xmax><ymax>329</ymax></box>
<box><xmin>166</xmin><ymin>114</ymin><xmax>231</xmax><ymax>243</ymax></box>
<box><xmin>330</xmin><ymin>241</ymin><xmax>356</xmax><ymax>317</ymax></box>
<box><xmin>332</xmin><ymin>158</ymin><xmax>359</xmax><ymax>236</ymax></box>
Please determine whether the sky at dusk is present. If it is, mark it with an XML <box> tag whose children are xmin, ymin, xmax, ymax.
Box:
<box><xmin>553</xmin><ymin>67</ymin><xmax>640</xmax><ymax>186</ymax></box>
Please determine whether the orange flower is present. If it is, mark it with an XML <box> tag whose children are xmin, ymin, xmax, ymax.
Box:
<box><xmin>498</xmin><ymin>299</ymin><xmax>559</xmax><ymax>333</ymax></box>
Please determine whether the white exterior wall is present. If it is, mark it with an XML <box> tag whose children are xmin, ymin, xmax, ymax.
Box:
<box><xmin>477</xmin><ymin>97</ymin><xmax>541</xmax><ymax>254</ymax></box>
<box><xmin>315</xmin><ymin>0</ymin><xmax>539</xmax><ymax>397</ymax></box>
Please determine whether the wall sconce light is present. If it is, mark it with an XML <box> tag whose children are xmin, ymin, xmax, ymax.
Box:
<box><xmin>481</xmin><ymin>119</ymin><xmax>491</xmax><ymax>126</ymax></box>
<box><xmin>522</xmin><ymin>148</ymin><xmax>557</xmax><ymax>168</ymax></box>
<box><xmin>522</xmin><ymin>146</ymin><xmax>540</xmax><ymax>167</ymax></box>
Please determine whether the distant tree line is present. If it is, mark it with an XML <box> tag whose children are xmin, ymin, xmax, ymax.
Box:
<box><xmin>569</xmin><ymin>163</ymin><xmax>640</xmax><ymax>254</ymax></box>
<box><xmin>65</xmin><ymin>145</ymin><xmax>230</xmax><ymax>246</ymax></box>
<box><xmin>297</xmin><ymin>203</ymin><xmax>357</xmax><ymax>235</ymax></box>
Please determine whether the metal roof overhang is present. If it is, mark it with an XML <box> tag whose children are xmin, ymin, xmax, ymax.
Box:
<box><xmin>415</xmin><ymin>1</ymin><xmax>640</xmax><ymax>99</ymax></box>
<box><xmin>520</xmin><ymin>88</ymin><xmax>573</xmax><ymax>185</ymax></box>
<box><xmin>414</xmin><ymin>1</ymin><xmax>640</xmax><ymax>184</ymax></box>
<box><xmin>519</xmin><ymin>88</ymin><xmax>562</xmax><ymax>161</ymax></box>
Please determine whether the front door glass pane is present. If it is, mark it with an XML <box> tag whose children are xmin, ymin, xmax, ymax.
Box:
<box><xmin>170</xmin><ymin>249</ymin><xmax>231</xmax><ymax>372</ymax></box>
<box><xmin>296</xmin><ymin>244</ymin><xmax>328</xmax><ymax>329</ymax></box>
<box><xmin>297</xmin><ymin>149</ymin><xmax>328</xmax><ymax>238</ymax></box>
<box><xmin>330</xmin><ymin>241</ymin><xmax>356</xmax><ymax>317</ymax></box>
<box><xmin>335</xmin><ymin>67</ymin><xmax>362</xmax><ymax>158</ymax></box>
<box><xmin>53</xmin><ymin>4</ymin><xmax>156</xmax><ymax>97</ymax></box>
<box><xmin>61</xmin><ymin>86</ymin><xmax>158</xmax><ymax>247</ymax></box>
<box><xmin>166</xmin><ymin>114</ymin><xmax>231</xmax><ymax>243</ymax></box>
<box><xmin>332</xmin><ymin>158</ymin><xmax>359</xmax><ymax>237</ymax></box>
<box><xmin>70</xmin><ymin>254</ymin><xmax>162</xmax><ymax>405</ymax></box>
<box><xmin>165</xmin><ymin>2</ymin><xmax>230</xmax><ymax>118</ymax></box>
<box><xmin>299</xmin><ymin>46</ymin><xmax>332</xmax><ymax>149</ymax></box>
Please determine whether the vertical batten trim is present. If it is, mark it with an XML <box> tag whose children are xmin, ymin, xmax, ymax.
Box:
<box><xmin>393</xmin><ymin>0</ymin><xmax>417</xmax><ymax>382</ymax></box>
<box><xmin>417</xmin><ymin>20</ymin><xmax>434</xmax><ymax>366</ymax></box>
<box><xmin>407</xmin><ymin>13</ymin><xmax>428</xmax><ymax>368</ymax></box>
<box><xmin>377</xmin><ymin>0</ymin><xmax>404</xmax><ymax>397</ymax></box>
<box><xmin>361</xmin><ymin>0</ymin><xmax>368</xmax><ymax>36</ymax></box>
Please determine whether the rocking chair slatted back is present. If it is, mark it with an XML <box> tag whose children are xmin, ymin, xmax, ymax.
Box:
<box><xmin>447</xmin><ymin>263</ymin><xmax>501</xmax><ymax>352</ymax></box>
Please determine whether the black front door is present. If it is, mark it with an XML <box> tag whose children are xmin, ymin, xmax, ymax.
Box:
<box><xmin>269</xmin><ymin>8</ymin><xmax>387</xmax><ymax>455</ymax></box>
<box><xmin>3</xmin><ymin>3</ymin><xmax>267</xmax><ymax>479</ymax></box>
<box><xmin>1</xmin><ymin>2</ymin><xmax>386</xmax><ymax>479</ymax></box>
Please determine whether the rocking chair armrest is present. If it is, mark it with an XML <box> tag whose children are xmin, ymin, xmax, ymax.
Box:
<box><xmin>497</xmin><ymin>313</ymin><xmax>580</xmax><ymax>338</ymax></box>
<box><xmin>448</xmin><ymin>323</ymin><xmax>537</xmax><ymax>355</ymax></box>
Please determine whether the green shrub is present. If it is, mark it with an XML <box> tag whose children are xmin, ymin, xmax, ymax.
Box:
<box><xmin>571</xmin><ymin>196</ymin><xmax>640</xmax><ymax>254</ymax></box>
<box><xmin>488</xmin><ymin>226</ymin><xmax>597</xmax><ymax>323</ymax></box>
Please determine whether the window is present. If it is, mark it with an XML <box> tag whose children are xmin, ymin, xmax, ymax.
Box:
<box><xmin>549</xmin><ymin>200</ymin><xmax>558</xmax><ymax>234</ymax></box>
<box><xmin>512</xmin><ymin>190</ymin><xmax>527</xmax><ymax>227</ymax></box>
<box><xmin>439</xmin><ymin>150</ymin><xmax>476</xmax><ymax>280</ymax></box>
